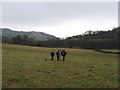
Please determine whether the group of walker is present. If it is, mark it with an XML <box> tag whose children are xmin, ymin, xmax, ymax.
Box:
<box><xmin>50</xmin><ymin>49</ymin><xmax>67</xmax><ymax>61</ymax></box>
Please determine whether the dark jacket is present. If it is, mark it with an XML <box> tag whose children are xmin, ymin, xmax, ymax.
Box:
<box><xmin>51</xmin><ymin>52</ymin><xmax>54</xmax><ymax>56</ymax></box>
<box><xmin>61</xmin><ymin>51</ymin><xmax>67</xmax><ymax>56</ymax></box>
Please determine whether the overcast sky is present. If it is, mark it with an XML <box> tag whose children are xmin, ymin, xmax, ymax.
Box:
<box><xmin>2</xmin><ymin>2</ymin><xmax>118</xmax><ymax>38</ymax></box>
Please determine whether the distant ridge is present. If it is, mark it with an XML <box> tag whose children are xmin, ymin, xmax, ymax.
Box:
<box><xmin>0</xmin><ymin>28</ymin><xmax>57</xmax><ymax>41</ymax></box>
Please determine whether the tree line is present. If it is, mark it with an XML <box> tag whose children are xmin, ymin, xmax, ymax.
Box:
<box><xmin>2</xmin><ymin>27</ymin><xmax>120</xmax><ymax>49</ymax></box>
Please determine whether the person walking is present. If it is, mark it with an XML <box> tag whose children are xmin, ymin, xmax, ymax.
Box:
<box><xmin>61</xmin><ymin>49</ymin><xmax>67</xmax><ymax>61</ymax></box>
<box><xmin>56</xmin><ymin>50</ymin><xmax>60</xmax><ymax>61</ymax></box>
<box><xmin>50</xmin><ymin>50</ymin><xmax>55</xmax><ymax>60</ymax></box>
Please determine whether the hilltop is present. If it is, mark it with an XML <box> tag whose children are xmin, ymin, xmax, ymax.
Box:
<box><xmin>0</xmin><ymin>28</ymin><xmax>57</xmax><ymax>41</ymax></box>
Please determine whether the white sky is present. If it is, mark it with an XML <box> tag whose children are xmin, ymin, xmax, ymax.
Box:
<box><xmin>1</xmin><ymin>2</ymin><xmax>118</xmax><ymax>38</ymax></box>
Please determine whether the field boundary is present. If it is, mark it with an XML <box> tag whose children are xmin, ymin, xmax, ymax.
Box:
<box><xmin>94</xmin><ymin>49</ymin><xmax>120</xmax><ymax>54</ymax></box>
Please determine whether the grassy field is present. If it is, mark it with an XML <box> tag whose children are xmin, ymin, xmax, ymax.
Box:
<box><xmin>2</xmin><ymin>44</ymin><xmax>118</xmax><ymax>88</ymax></box>
<box><xmin>102</xmin><ymin>49</ymin><xmax>120</xmax><ymax>53</ymax></box>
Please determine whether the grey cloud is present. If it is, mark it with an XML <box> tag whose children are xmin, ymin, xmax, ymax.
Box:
<box><xmin>2</xmin><ymin>2</ymin><xmax>117</xmax><ymax>25</ymax></box>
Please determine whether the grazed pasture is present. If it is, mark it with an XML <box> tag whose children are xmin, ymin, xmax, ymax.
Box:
<box><xmin>2</xmin><ymin>44</ymin><xmax>118</xmax><ymax>88</ymax></box>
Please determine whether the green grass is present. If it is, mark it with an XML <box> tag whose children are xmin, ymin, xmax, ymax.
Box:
<box><xmin>2</xmin><ymin>44</ymin><xmax>118</xmax><ymax>88</ymax></box>
<box><xmin>102</xmin><ymin>49</ymin><xmax>120</xmax><ymax>53</ymax></box>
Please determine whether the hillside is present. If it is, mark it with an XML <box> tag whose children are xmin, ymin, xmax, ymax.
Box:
<box><xmin>0</xmin><ymin>28</ymin><xmax>57</xmax><ymax>41</ymax></box>
<box><xmin>63</xmin><ymin>27</ymin><xmax>120</xmax><ymax>49</ymax></box>
<box><xmin>1</xmin><ymin>27</ymin><xmax>119</xmax><ymax>49</ymax></box>
<box><xmin>66</xmin><ymin>27</ymin><xmax>120</xmax><ymax>40</ymax></box>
